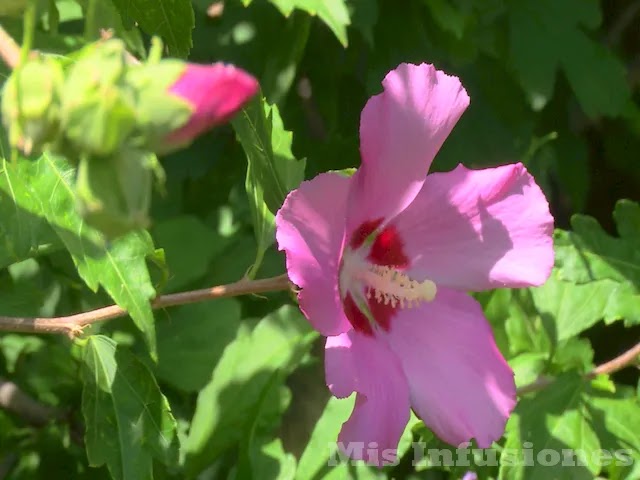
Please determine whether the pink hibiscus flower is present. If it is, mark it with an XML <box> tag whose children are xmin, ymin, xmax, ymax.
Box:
<box><xmin>275</xmin><ymin>63</ymin><xmax>554</xmax><ymax>465</ymax></box>
<box><xmin>164</xmin><ymin>62</ymin><xmax>258</xmax><ymax>148</ymax></box>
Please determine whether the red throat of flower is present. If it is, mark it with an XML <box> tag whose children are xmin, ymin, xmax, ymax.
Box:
<box><xmin>340</xmin><ymin>219</ymin><xmax>437</xmax><ymax>335</ymax></box>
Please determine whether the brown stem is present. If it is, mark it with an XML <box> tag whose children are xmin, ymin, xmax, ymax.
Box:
<box><xmin>0</xmin><ymin>23</ymin><xmax>20</xmax><ymax>69</ymax></box>
<box><xmin>590</xmin><ymin>341</ymin><xmax>640</xmax><ymax>378</ymax></box>
<box><xmin>0</xmin><ymin>267</ymin><xmax>636</xmax><ymax>399</ymax></box>
<box><xmin>517</xmin><ymin>341</ymin><xmax>640</xmax><ymax>396</ymax></box>
<box><xmin>0</xmin><ymin>453</ymin><xmax>17</xmax><ymax>480</ymax></box>
<box><xmin>606</xmin><ymin>0</ymin><xmax>640</xmax><ymax>46</ymax></box>
<box><xmin>0</xmin><ymin>378</ymin><xmax>61</xmax><ymax>426</ymax></box>
<box><xmin>0</xmin><ymin>274</ymin><xmax>292</xmax><ymax>336</ymax></box>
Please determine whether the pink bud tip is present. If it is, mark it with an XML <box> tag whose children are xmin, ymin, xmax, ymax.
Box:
<box><xmin>166</xmin><ymin>62</ymin><xmax>259</xmax><ymax>146</ymax></box>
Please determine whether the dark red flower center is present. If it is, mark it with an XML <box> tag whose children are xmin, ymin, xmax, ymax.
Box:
<box><xmin>340</xmin><ymin>219</ymin><xmax>434</xmax><ymax>336</ymax></box>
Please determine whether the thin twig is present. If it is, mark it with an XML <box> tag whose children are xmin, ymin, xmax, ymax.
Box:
<box><xmin>0</xmin><ymin>265</ymin><xmax>636</xmax><ymax>399</ymax></box>
<box><xmin>0</xmin><ymin>378</ymin><xmax>61</xmax><ymax>426</ymax></box>
<box><xmin>606</xmin><ymin>0</ymin><xmax>640</xmax><ymax>46</ymax></box>
<box><xmin>590</xmin><ymin>342</ymin><xmax>640</xmax><ymax>377</ymax></box>
<box><xmin>0</xmin><ymin>23</ymin><xmax>20</xmax><ymax>69</ymax></box>
<box><xmin>0</xmin><ymin>274</ymin><xmax>291</xmax><ymax>336</ymax></box>
<box><xmin>0</xmin><ymin>453</ymin><xmax>17</xmax><ymax>480</ymax></box>
<box><xmin>517</xmin><ymin>342</ymin><xmax>640</xmax><ymax>396</ymax></box>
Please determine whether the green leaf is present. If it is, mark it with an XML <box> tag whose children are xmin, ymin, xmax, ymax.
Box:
<box><xmin>244</xmin><ymin>164</ymin><xmax>276</xmax><ymax>279</ymax></box>
<box><xmin>151</xmin><ymin>215</ymin><xmax>229</xmax><ymax>291</ymax></box>
<box><xmin>481</xmin><ymin>288</ymin><xmax>551</xmax><ymax>358</ymax></box>
<box><xmin>232</xmin><ymin>95</ymin><xmax>305</xmax><ymax>276</ymax></box>
<box><xmin>588</xmin><ymin>393</ymin><xmax>640</xmax><ymax>450</ymax></box>
<box><xmin>500</xmin><ymin>373</ymin><xmax>600</xmax><ymax>480</ymax></box>
<box><xmin>433</xmin><ymin>63</ymin><xmax>534</xmax><ymax>174</ymax></box>
<box><xmin>396</xmin><ymin>411</ymin><xmax>422</xmax><ymax>462</ymax></box>
<box><xmin>78</xmin><ymin>0</ymin><xmax>146</xmax><ymax>56</ymax></box>
<box><xmin>262</xmin><ymin>12</ymin><xmax>312</xmax><ymax>105</ymax></box>
<box><xmin>75</xmin><ymin>151</ymin><xmax>153</xmax><ymax>238</ymax></box>
<box><xmin>296</xmin><ymin>396</ymin><xmax>355</xmax><ymax>480</ymax></box>
<box><xmin>508</xmin><ymin>0</ymin><xmax>630</xmax><ymax>116</ymax></box>
<box><xmin>586</xmin><ymin>393</ymin><xmax>640</xmax><ymax>479</ymax></box>
<box><xmin>412</xmin><ymin>425</ymin><xmax>484</xmax><ymax>477</ymax></box>
<box><xmin>0</xmin><ymin>0</ymin><xmax>28</xmax><ymax>16</ymax></box>
<box><xmin>245</xmin><ymin>437</ymin><xmax>297</xmax><ymax>480</ymax></box>
<box><xmin>0</xmin><ymin>277</ymin><xmax>45</xmax><ymax>320</ymax></box>
<box><xmin>491</xmin><ymin>269</ymin><xmax>634</xmax><ymax>355</ymax></box>
<box><xmin>14</xmin><ymin>339</ymin><xmax>78</xmax><ymax>408</ymax></box>
<box><xmin>233</xmin><ymin>94</ymin><xmax>306</xmax><ymax>215</ymax></box>
<box><xmin>555</xmin><ymin>201</ymin><xmax>640</xmax><ymax>325</ymax></box>
<box><xmin>503</xmin><ymin>382</ymin><xmax>640</xmax><ymax>480</ymax></box>
<box><xmin>81</xmin><ymin>335</ymin><xmax>179</xmax><ymax>480</ymax></box>
<box><xmin>552</xmin><ymin>132</ymin><xmax>590</xmax><ymax>212</ymax></box>
<box><xmin>263</xmin><ymin>0</ymin><xmax>350</xmax><ymax>46</ymax></box>
<box><xmin>422</xmin><ymin>0</ymin><xmax>468</xmax><ymax>39</ymax></box>
<box><xmin>550</xmin><ymin>337</ymin><xmax>594</xmax><ymax>374</ymax></box>
<box><xmin>110</xmin><ymin>0</ymin><xmax>195</xmax><ymax>57</ymax></box>
<box><xmin>184</xmin><ymin>305</ymin><xmax>316</xmax><ymax>475</ymax></box>
<box><xmin>0</xmin><ymin>334</ymin><xmax>45</xmax><ymax>374</ymax></box>
<box><xmin>509</xmin><ymin>352</ymin><xmax>547</xmax><ymax>388</ymax></box>
<box><xmin>555</xmin><ymin>201</ymin><xmax>640</xmax><ymax>285</ymax></box>
<box><xmin>200</xmin><ymin>232</ymin><xmax>286</xmax><ymax>288</ymax></box>
<box><xmin>22</xmin><ymin>154</ymin><xmax>158</xmax><ymax>357</ymax></box>
<box><xmin>346</xmin><ymin>0</ymin><xmax>378</xmax><ymax>46</ymax></box>
<box><xmin>155</xmin><ymin>298</ymin><xmax>241</xmax><ymax>392</ymax></box>
<box><xmin>0</xmin><ymin>159</ymin><xmax>63</xmax><ymax>269</ymax></box>
<box><xmin>237</xmin><ymin>374</ymin><xmax>296</xmax><ymax>480</ymax></box>
<box><xmin>530</xmin><ymin>270</ymin><xmax>617</xmax><ymax>342</ymax></box>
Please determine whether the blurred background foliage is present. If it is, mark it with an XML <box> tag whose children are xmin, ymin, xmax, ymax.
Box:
<box><xmin>0</xmin><ymin>0</ymin><xmax>639</xmax><ymax>479</ymax></box>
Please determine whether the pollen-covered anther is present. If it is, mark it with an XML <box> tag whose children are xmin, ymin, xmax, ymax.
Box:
<box><xmin>361</xmin><ymin>265</ymin><xmax>437</xmax><ymax>309</ymax></box>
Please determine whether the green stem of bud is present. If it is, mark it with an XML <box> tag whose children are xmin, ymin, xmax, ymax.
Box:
<box><xmin>148</xmin><ymin>37</ymin><xmax>164</xmax><ymax>64</ymax></box>
<box><xmin>84</xmin><ymin>0</ymin><xmax>98</xmax><ymax>41</ymax></box>
<box><xmin>48</xmin><ymin>0</ymin><xmax>60</xmax><ymax>35</ymax></box>
<box><xmin>12</xmin><ymin>2</ymin><xmax>37</xmax><ymax>163</ymax></box>
<box><xmin>20</xmin><ymin>0</ymin><xmax>37</xmax><ymax>66</ymax></box>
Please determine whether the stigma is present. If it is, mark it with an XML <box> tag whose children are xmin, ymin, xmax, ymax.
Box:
<box><xmin>340</xmin><ymin>252</ymin><xmax>437</xmax><ymax>311</ymax></box>
<box><xmin>361</xmin><ymin>264</ymin><xmax>436</xmax><ymax>308</ymax></box>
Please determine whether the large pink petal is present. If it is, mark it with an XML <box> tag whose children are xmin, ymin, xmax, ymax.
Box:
<box><xmin>385</xmin><ymin>288</ymin><xmax>516</xmax><ymax>448</ymax></box>
<box><xmin>325</xmin><ymin>332</ymin><xmax>410</xmax><ymax>465</ymax></box>
<box><xmin>392</xmin><ymin>162</ymin><xmax>554</xmax><ymax>291</ymax></box>
<box><xmin>276</xmin><ymin>173</ymin><xmax>351</xmax><ymax>336</ymax></box>
<box><xmin>347</xmin><ymin>63</ymin><xmax>469</xmax><ymax>235</ymax></box>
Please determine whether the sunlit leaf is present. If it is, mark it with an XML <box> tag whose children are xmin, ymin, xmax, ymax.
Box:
<box><xmin>584</xmin><ymin>392</ymin><xmax>640</xmax><ymax>479</ymax></box>
<box><xmin>530</xmin><ymin>271</ymin><xmax>620</xmax><ymax>342</ymax></box>
<box><xmin>556</xmin><ymin>201</ymin><xmax>640</xmax><ymax>285</ymax></box>
<box><xmin>0</xmin><ymin>159</ymin><xmax>63</xmax><ymax>269</ymax></box>
<box><xmin>232</xmin><ymin>94</ymin><xmax>305</xmax><ymax>276</ymax></box>
<box><xmin>246</xmin><ymin>0</ymin><xmax>350</xmax><ymax>46</ymax></box>
<box><xmin>110</xmin><ymin>0</ymin><xmax>194</xmax><ymax>57</ymax></box>
<box><xmin>81</xmin><ymin>335</ymin><xmax>179</xmax><ymax>480</ymax></box>
<box><xmin>500</xmin><ymin>373</ymin><xmax>600</xmax><ymax>479</ymax></box>
<box><xmin>555</xmin><ymin>200</ymin><xmax>640</xmax><ymax>325</ymax></box>
<box><xmin>19</xmin><ymin>154</ymin><xmax>158</xmax><ymax>357</ymax></box>
<box><xmin>184</xmin><ymin>305</ymin><xmax>315</xmax><ymax>475</ymax></box>
<box><xmin>296</xmin><ymin>396</ymin><xmax>355</xmax><ymax>480</ymax></box>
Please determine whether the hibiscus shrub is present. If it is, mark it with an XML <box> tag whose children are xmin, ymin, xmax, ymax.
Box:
<box><xmin>0</xmin><ymin>1</ymin><xmax>639</xmax><ymax>480</ymax></box>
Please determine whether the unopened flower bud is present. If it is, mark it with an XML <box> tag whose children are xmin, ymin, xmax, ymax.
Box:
<box><xmin>1</xmin><ymin>56</ymin><xmax>64</xmax><ymax>153</ymax></box>
<box><xmin>129</xmin><ymin>61</ymin><xmax>258</xmax><ymax>154</ymax></box>
<box><xmin>60</xmin><ymin>39</ymin><xmax>137</xmax><ymax>157</ymax></box>
<box><xmin>164</xmin><ymin>62</ymin><xmax>259</xmax><ymax>148</ymax></box>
